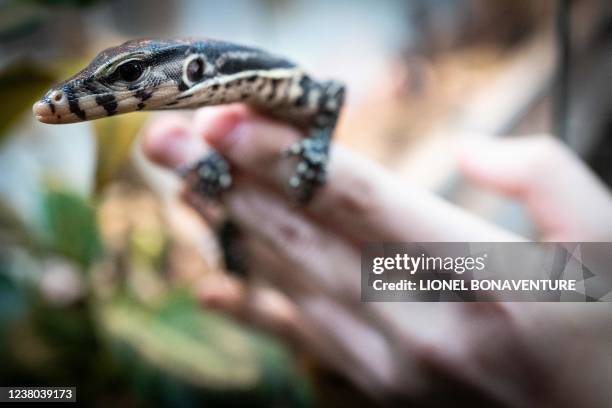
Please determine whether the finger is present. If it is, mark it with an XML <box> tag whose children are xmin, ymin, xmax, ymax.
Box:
<box><xmin>181</xmin><ymin>187</ymin><xmax>227</xmax><ymax>228</ymax></box>
<box><xmin>141</xmin><ymin>112</ymin><xmax>207</xmax><ymax>169</ymax></box>
<box><xmin>196</xmin><ymin>274</ymin><xmax>398</xmax><ymax>397</ymax></box>
<box><xmin>459</xmin><ymin>136</ymin><xmax>612</xmax><ymax>240</ymax></box>
<box><xmin>240</xmin><ymin>232</ymin><xmax>322</xmax><ymax>296</ymax></box>
<box><xmin>294</xmin><ymin>296</ymin><xmax>399</xmax><ymax>397</ymax></box>
<box><xmin>194</xmin><ymin>104</ymin><xmax>299</xmax><ymax>189</ymax></box>
<box><xmin>216</xmin><ymin>181</ymin><xmax>526</xmax><ymax>393</ymax></box>
<box><xmin>193</xmin><ymin>106</ymin><xmax>521</xmax><ymax>242</ymax></box>
<box><xmin>314</xmin><ymin>147</ymin><xmax>523</xmax><ymax>242</ymax></box>
<box><xmin>196</xmin><ymin>232</ymin><xmax>328</xmax><ymax>350</ymax></box>
<box><xmin>223</xmin><ymin>182</ymin><xmax>362</xmax><ymax>299</ymax></box>
<box><xmin>196</xmin><ymin>274</ymin><xmax>306</xmax><ymax>346</ymax></box>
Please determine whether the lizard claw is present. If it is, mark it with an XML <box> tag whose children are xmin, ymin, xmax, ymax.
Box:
<box><xmin>284</xmin><ymin>138</ymin><xmax>329</xmax><ymax>203</ymax></box>
<box><xmin>180</xmin><ymin>151</ymin><xmax>232</xmax><ymax>200</ymax></box>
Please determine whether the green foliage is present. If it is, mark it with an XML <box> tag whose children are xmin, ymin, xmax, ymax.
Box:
<box><xmin>41</xmin><ymin>189</ymin><xmax>102</xmax><ymax>269</ymax></box>
<box><xmin>0</xmin><ymin>260</ymin><xmax>28</xmax><ymax>338</ymax></box>
<box><xmin>100</xmin><ymin>292</ymin><xmax>313</xmax><ymax>408</ymax></box>
<box><xmin>0</xmin><ymin>201</ymin><xmax>35</xmax><ymax>249</ymax></box>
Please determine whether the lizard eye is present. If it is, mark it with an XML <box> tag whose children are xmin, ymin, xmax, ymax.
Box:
<box><xmin>117</xmin><ymin>60</ymin><xmax>143</xmax><ymax>82</ymax></box>
<box><xmin>182</xmin><ymin>55</ymin><xmax>207</xmax><ymax>86</ymax></box>
<box><xmin>186</xmin><ymin>57</ymin><xmax>204</xmax><ymax>82</ymax></box>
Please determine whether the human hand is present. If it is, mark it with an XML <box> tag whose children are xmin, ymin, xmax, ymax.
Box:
<box><xmin>142</xmin><ymin>105</ymin><xmax>612</xmax><ymax>406</ymax></box>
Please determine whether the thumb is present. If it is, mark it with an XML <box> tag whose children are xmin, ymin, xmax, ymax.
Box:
<box><xmin>458</xmin><ymin>136</ymin><xmax>612</xmax><ymax>241</ymax></box>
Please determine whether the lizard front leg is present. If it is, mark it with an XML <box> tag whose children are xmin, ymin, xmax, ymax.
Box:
<box><xmin>284</xmin><ymin>79</ymin><xmax>345</xmax><ymax>203</ymax></box>
<box><xmin>284</xmin><ymin>127</ymin><xmax>332</xmax><ymax>203</ymax></box>
<box><xmin>180</xmin><ymin>152</ymin><xmax>251</xmax><ymax>276</ymax></box>
<box><xmin>182</xmin><ymin>151</ymin><xmax>233</xmax><ymax>200</ymax></box>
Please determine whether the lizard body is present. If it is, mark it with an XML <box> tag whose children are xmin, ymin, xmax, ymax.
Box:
<box><xmin>33</xmin><ymin>38</ymin><xmax>345</xmax><ymax>201</ymax></box>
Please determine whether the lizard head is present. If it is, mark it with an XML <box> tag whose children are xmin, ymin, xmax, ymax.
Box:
<box><xmin>33</xmin><ymin>38</ymin><xmax>210</xmax><ymax>124</ymax></box>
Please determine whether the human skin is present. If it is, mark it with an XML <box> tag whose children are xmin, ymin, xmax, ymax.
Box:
<box><xmin>142</xmin><ymin>105</ymin><xmax>612</xmax><ymax>407</ymax></box>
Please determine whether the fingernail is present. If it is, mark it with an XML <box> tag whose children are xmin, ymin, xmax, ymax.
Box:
<box><xmin>199</xmin><ymin>110</ymin><xmax>248</xmax><ymax>151</ymax></box>
<box><xmin>145</xmin><ymin>126</ymin><xmax>191</xmax><ymax>167</ymax></box>
<box><xmin>165</xmin><ymin>131</ymin><xmax>201</xmax><ymax>165</ymax></box>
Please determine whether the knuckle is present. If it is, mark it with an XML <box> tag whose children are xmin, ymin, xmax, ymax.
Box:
<box><xmin>277</xmin><ymin>218</ymin><xmax>302</xmax><ymax>244</ymax></box>
<box><xmin>329</xmin><ymin>173</ymin><xmax>379</xmax><ymax>217</ymax></box>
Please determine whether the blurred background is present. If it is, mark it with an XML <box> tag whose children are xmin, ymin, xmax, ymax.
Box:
<box><xmin>0</xmin><ymin>0</ymin><xmax>611</xmax><ymax>406</ymax></box>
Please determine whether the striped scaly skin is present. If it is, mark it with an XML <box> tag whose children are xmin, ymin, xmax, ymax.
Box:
<box><xmin>33</xmin><ymin>38</ymin><xmax>345</xmax><ymax>203</ymax></box>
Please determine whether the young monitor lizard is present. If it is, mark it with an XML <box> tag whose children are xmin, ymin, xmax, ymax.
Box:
<box><xmin>33</xmin><ymin>38</ymin><xmax>345</xmax><ymax>203</ymax></box>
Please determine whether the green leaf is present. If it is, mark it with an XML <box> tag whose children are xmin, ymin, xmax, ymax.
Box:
<box><xmin>41</xmin><ymin>188</ymin><xmax>102</xmax><ymax>269</ymax></box>
<box><xmin>99</xmin><ymin>292</ymin><xmax>312</xmax><ymax>407</ymax></box>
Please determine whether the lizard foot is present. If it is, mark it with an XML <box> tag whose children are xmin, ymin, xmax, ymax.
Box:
<box><xmin>283</xmin><ymin>137</ymin><xmax>329</xmax><ymax>203</ymax></box>
<box><xmin>180</xmin><ymin>151</ymin><xmax>232</xmax><ymax>200</ymax></box>
<box><xmin>179</xmin><ymin>154</ymin><xmax>248</xmax><ymax>277</ymax></box>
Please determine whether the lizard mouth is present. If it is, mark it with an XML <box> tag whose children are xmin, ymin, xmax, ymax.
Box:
<box><xmin>33</xmin><ymin>89</ymin><xmax>77</xmax><ymax>124</ymax></box>
<box><xmin>33</xmin><ymin>100</ymin><xmax>81</xmax><ymax>124</ymax></box>
<box><xmin>33</xmin><ymin>100</ymin><xmax>60</xmax><ymax>124</ymax></box>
